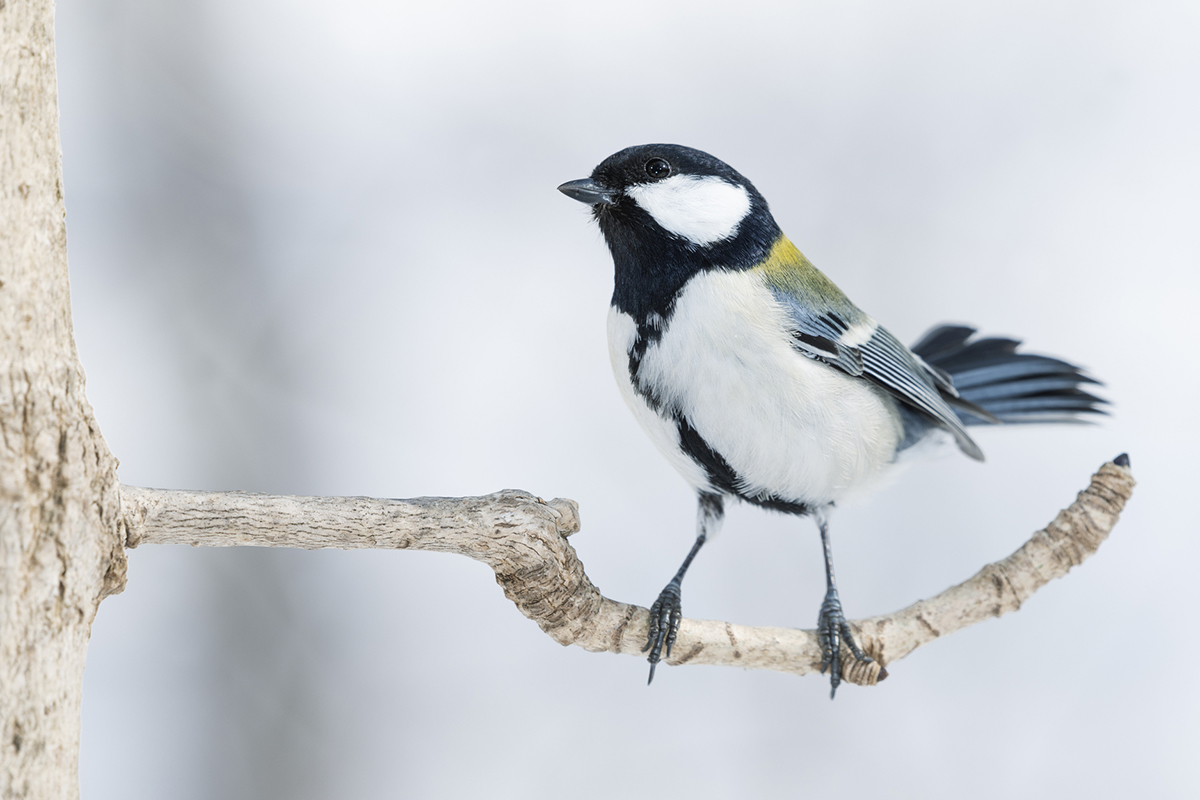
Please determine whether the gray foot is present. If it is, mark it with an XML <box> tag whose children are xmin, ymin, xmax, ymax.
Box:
<box><xmin>643</xmin><ymin>580</ymin><xmax>682</xmax><ymax>685</ymax></box>
<box><xmin>818</xmin><ymin>589</ymin><xmax>872</xmax><ymax>699</ymax></box>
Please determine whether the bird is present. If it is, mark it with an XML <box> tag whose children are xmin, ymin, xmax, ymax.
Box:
<box><xmin>557</xmin><ymin>144</ymin><xmax>1106</xmax><ymax>697</ymax></box>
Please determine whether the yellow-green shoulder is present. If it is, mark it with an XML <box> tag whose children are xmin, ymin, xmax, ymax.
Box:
<box><xmin>754</xmin><ymin>235</ymin><xmax>853</xmax><ymax>309</ymax></box>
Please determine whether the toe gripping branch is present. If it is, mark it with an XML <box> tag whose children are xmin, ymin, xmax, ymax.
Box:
<box><xmin>815</xmin><ymin>507</ymin><xmax>876</xmax><ymax>699</ymax></box>
<box><xmin>643</xmin><ymin>497</ymin><xmax>718</xmax><ymax>684</ymax></box>
<box><xmin>643</xmin><ymin>580</ymin><xmax>683</xmax><ymax>684</ymax></box>
<box><xmin>818</xmin><ymin>589</ymin><xmax>874</xmax><ymax>699</ymax></box>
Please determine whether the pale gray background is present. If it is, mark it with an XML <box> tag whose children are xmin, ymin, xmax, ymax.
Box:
<box><xmin>57</xmin><ymin>0</ymin><xmax>1197</xmax><ymax>797</ymax></box>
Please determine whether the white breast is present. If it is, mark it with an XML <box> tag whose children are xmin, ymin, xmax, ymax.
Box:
<box><xmin>607</xmin><ymin>271</ymin><xmax>905</xmax><ymax>506</ymax></box>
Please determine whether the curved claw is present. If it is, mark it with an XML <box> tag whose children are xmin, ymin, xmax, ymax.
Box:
<box><xmin>818</xmin><ymin>590</ymin><xmax>872</xmax><ymax>699</ymax></box>
<box><xmin>643</xmin><ymin>581</ymin><xmax>683</xmax><ymax>684</ymax></box>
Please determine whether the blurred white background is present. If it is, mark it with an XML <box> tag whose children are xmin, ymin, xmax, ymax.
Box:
<box><xmin>57</xmin><ymin>0</ymin><xmax>1197</xmax><ymax>797</ymax></box>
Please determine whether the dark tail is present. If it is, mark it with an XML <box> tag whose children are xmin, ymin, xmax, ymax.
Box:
<box><xmin>911</xmin><ymin>325</ymin><xmax>1108</xmax><ymax>426</ymax></box>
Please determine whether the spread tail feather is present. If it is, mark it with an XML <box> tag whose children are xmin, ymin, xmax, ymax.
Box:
<box><xmin>910</xmin><ymin>325</ymin><xmax>1108</xmax><ymax>426</ymax></box>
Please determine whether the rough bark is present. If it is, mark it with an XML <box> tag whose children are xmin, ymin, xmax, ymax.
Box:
<box><xmin>120</xmin><ymin>459</ymin><xmax>1134</xmax><ymax>683</ymax></box>
<box><xmin>1</xmin><ymin>1</ymin><xmax>127</xmax><ymax>797</ymax></box>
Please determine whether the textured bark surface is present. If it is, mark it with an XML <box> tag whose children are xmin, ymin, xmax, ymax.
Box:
<box><xmin>1</xmin><ymin>1</ymin><xmax>126</xmax><ymax>797</ymax></box>
<box><xmin>121</xmin><ymin>460</ymin><xmax>1134</xmax><ymax>683</ymax></box>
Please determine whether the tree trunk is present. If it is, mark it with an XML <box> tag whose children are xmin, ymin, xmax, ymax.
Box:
<box><xmin>1</xmin><ymin>2</ymin><xmax>126</xmax><ymax>796</ymax></box>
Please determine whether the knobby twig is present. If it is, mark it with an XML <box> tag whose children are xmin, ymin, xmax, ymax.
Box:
<box><xmin>118</xmin><ymin>459</ymin><xmax>1134</xmax><ymax>686</ymax></box>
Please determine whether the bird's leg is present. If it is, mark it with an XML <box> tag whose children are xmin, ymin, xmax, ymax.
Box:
<box><xmin>644</xmin><ymin>492</ymin><xmax>724</xmax><ymax>684</ymax></box>
<box><xmin>815</xmin><ymin>507</ymin><xmax>871</xmax><ymax>699</ymax></box>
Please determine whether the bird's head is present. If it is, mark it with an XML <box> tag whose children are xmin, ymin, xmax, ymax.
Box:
<box><xmin>559</xmin><ymin>144</ymin><xmax>783</xmax><ymax>316</ymax></box>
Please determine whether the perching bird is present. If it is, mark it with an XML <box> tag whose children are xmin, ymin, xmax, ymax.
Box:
<box><xmin>558</xmin><ymin>144</ymin><xmax>1106</xmax><ymax>697</ymax></box>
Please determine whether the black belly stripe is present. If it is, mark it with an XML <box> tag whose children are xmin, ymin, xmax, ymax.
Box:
<box><xmin>627</xmin><ymin>310</ymin><xmax>672</xmax><ymax>413</ymax></box>
<box><xmin>675</xmin><ymin>416</ymin><xmax>810</xmax><ymax>517</ymax></box>
<box><xmin>675</xmin><ymin>416</ymin><xmax>740</xmax><ymax>495</ymax></box>
<box><xmin>624</xmin><ymin>307</ymin><xmax>812</xmax><ymax>518</ymax></box>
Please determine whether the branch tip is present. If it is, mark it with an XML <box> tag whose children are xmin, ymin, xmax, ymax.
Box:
<box><xmin>546</xmin><ymin>498</ymin><xmax>581</xmax><ymax>536</ymax></box>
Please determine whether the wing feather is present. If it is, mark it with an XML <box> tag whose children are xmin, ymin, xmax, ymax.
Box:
<box><xmin>769</xmin><ymin>287</ymin><xmax>984</xmax><ymax>460</ymax></box>
<box><xmin>755</xmin><ymin>237</ymin><xmax>984</xmax><ymax>460</ymax></box>
<box><xmin>854</xmin><ymin>327</ymin><xmax>983</xmax><ymax>460</ymax></box>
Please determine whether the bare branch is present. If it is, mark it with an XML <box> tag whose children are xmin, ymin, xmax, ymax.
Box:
<box><xmin>119</xmin><ymin>459</ymin><xmax>1134</xmax><ymax>685</ymax></box>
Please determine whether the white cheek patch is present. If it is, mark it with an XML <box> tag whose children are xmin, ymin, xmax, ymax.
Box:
<box><xmin>626</xmin><ymin>174</ymin><xmax>752</xmax><ymax>246</ymax></box>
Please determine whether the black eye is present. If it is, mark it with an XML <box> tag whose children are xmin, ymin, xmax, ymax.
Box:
<box><xmin>645</xmin><ymin>158</ymin><xmax>671</xmax><ymax>179</ymax></box>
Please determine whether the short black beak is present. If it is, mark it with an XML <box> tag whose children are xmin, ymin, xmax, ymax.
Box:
<box><xmin>557</xmin><ymin>178</ymin><xmax>616</xmax><ymax>206</ymax></box>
